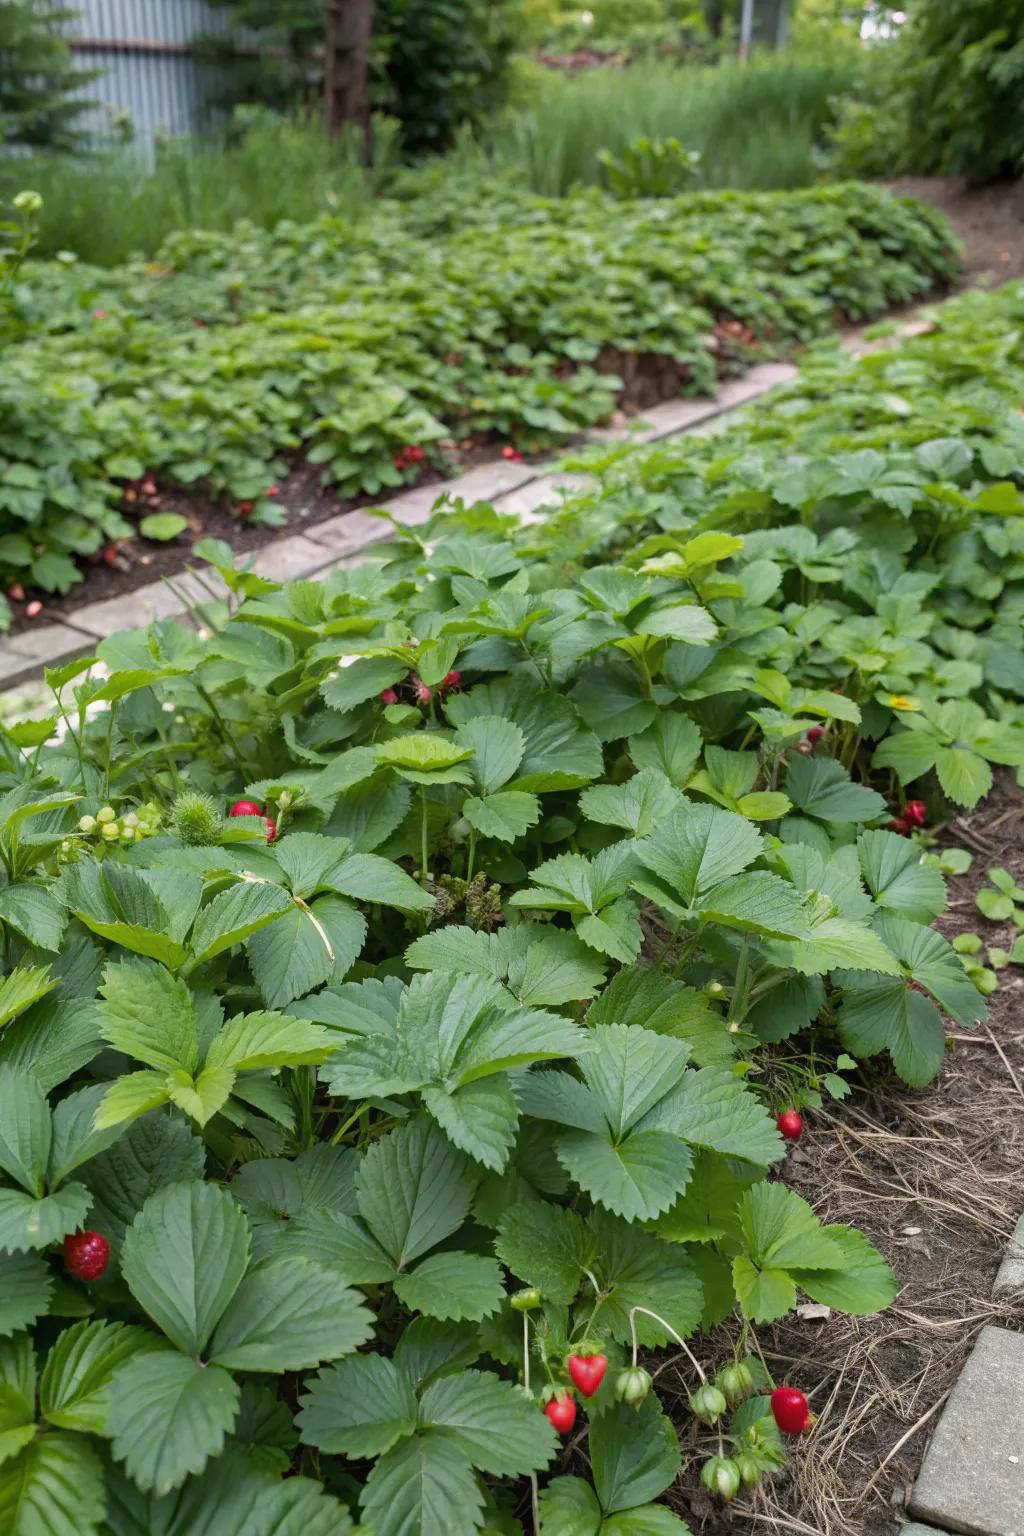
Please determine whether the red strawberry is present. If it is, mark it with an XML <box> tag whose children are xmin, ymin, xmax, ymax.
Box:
<box><xmin>806</xmin><ymin>725</ymin><xmax>823</xmax><ymax>745</ymax></box>
<box><xmin>905</xmin><ymin>800</ymin><xmax>927</xmax><ymax>827</ymax></box>
<box><xmin>889</xmin><ymin>816</ymin><xmax>910</xmax><ymax>836</ymax></box>
<box><xmin>264</xmin><ymin>817</ymin><xmax>278</xmax><ymax>844</ymax></box>
<box><xmin>25</xmin><ymin>601</ymin><xmax>43</xmax><ymax>618</ymax></box>
<box><xmin>64</xmin><ymin>1230</ymin><xmax>110</xmax><ymax>1281</ymax></box>
<box><xmin>567</xmin><ymin>1354</ymin><xmax>607</xmax><ymax>1397</ymax></box>
<box><xmin>544</xmin><ymin>1394</ymin><xmax>576</xmax><ymax>1434</ymax></box>
<box><xmin>442</xmin><ymin>670</ymin><xmax>461</xmax><ymax>691</ymax></box>
<box><xmin>770</xmin><ymin>1385</ymin><xmax>810</xmax><ymax>1434</ymax></box>
<box><xmin>229</xmin><ymin>799</ymin><xmax>263</xmax><ymax>818</ymax></box>
<box><xmin>266</xmin><ymin>485</ymin><xmax>280</xmax><ymax>497</ymax></box>
<box><xmin>777</xmin><ymin>1110</ymin><xmax>803</xmax><ymax>1142</ymax></box>
<box><xmin>501</xmin><ymin>445</ymin><xmax>524</xmax><ymax>462</ymax></box>
<box><xmin>238</xmin><ymin>500</ymin><xmax>253</xmax><ymax>516</ymax></box>
<box><xmin>93</xmin><ymin>308</ymin><xmax>109</xmax><ymax>320</ymax></box>
<box><xmin>381</xmin><ymin>688</ymin><xmax>399</xmax><ymax>705</ymax></box>
<box><xmin>8</xmin><ymin>584</ymin><xmax>24</xmax><ymax>601</ymax></box>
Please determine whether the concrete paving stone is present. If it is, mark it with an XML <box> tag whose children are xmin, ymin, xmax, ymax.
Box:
<box><xmin>73</xmin><ymin>570</ymin><xmax>227</xmax><ymax>639</ymax></box>
<box><xmin>491</xmin><ymin>473</ymin><xmax>595</xmax><ymax>518</ymax></box>
<box><xmin>250</xmin><ymin>535</ymin><xmax>332</xmax><ymax>581</ymax></box>
<box><xmin>909</xmin><ymin>1325</ymin><xmax>1024</xmax><ymax>1536</ymax></box>
<box><xmin>0</xmin><ymin>624</ymin><xmax>95</xmax><ymax>690</ymax></box>
<box><xmin>305</xmin><ymin>509</ymin><xmax>397</xmax><ymax>556</ymax></box>
<box><xmin>993</xmin><ymin>1212</ymin><xmax>1024</xmax><ymax>1299</ymax></box>
<box><xmin>900</xmin><ymin>1524</ymin><xmax>955</xmax><ymax>1535</ymax></box>
<box><xmin>440</xmin><ymin>460</ymin><xmax>538</xmax><ymax>504</ymax></box>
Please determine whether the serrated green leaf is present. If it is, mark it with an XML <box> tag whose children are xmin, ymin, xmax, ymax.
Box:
<box><xmin>189</xmin><ymin>882</ymin><xmax>294</xmax><ymax>966</ymax></box>
<box><xmin>98</xmin><ymin>958</ymin><xmax>199</xmax><ymax>1074</ymax></box>
<box><xmin>0</xmin><ymin>965</ymin><xmax>58</xmax><ymax>1027</ymax></box>
<box><xmin>0</xmin><ymin>1430</ymin><xmax>105</xmax><ymax>1536</ymax></box>
<box><xmin>356</xmin><ymin>1118</ymin><xmax>473</xmax><ymax>1267</ymax></box>
<box><xmin>590</xmin><ymin>1397</ymin><xmax>681</xmax><ymax>1513</ymax></box>
<box><xmin>0</xmin><ymin>1065</ymin><xmax>50</xmax><ymax>1196</ymax></box>
<box><xmin>205</xmin><ymin>1010</ymin><xmax>331</xmax><ymax>1073</ymax></box>
<box><xmin>394</xmin><ymin>1251</ymin><xmax>505</xmax><ymax>1322</ymax></box>
<box><xmin>108</xmin><ymin>1351</ymin><xmax>239</xmax><ymax>1494</ymax></box>
<box><xmin>0</xmin><ymin>1184</ymin><xmax>91</xmax><ymax>1254</ymax></box>
<box><xmin>121</xmin><ymin>1181</ymin><xmax>250</xmax><ymax>1355</ymax></box>
<box><xmin>360</xmin><ymin>1431</ymin><xmax>485</xmax><ymax>1536</ymax></box>
<box><xmin>420</xmin><ymin>1369</ymin><xmax>556</xmax><ymax>1475</ymax></box>
<box><xmin>209</xmin><ymin>1257</ymin><xmax>374</xmax><ymax>1371</ymax></box>
<box><xmin>299</xmin><ymin>1353</ymin><xmax>418</xmax><ymax>1457</ymax></box>
<box><xmin>40</xmin><ymin>1319</ymin><xmax>159</xmax><ymax>1434</ymax></box>
<box><xmin>248</xmin><ymin>895</ymin><xmax>366</xmax><ymax>1008</ymax></box>
<box><xmin>0</xmin><ymin>1253</ymin><xmax>53</xmax><ymax>1337</ymax></box>
<box><xmin>731</xmin><ymin>1255</ymin><xmax>796</xmax><ymax>1323</ymax></box>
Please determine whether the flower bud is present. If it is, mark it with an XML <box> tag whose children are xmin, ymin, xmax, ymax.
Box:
<box><xmin>78</xmin><ymin>815</ymin><xmax>96</xmax><ymax>834</ymax></box>
<box><xmin>122</xmin><ymin>812</ymin><xmax>139</xmax><ymax>828</ymax></box>
<box><xmin>101</xmin><ymin>822</ymin><xmax>120</xmax><ymax>841</ymax></box>
<box><xmin>689</xmin><ymin>1383</ymin><xmax>727</xmax><ymax>1424</ymax></box>
<box><xmin>96</xmin><ymin>806</ymin><xmax>116</xmax><ymax>824</ymax></box>
<box><xmin>614</xmin><ymin>1366</ymin><xmax>652</xmax><ymax>1410</ymax></box>
<box><xmin>701</xmin><ymin>1456</ymin><xmax>741</xmax><ymax>1501</ymax></box>
<box><xmin>13</xmin><ymin>190</ymin><xmax>42</xmax><ymax>214</ymax></box>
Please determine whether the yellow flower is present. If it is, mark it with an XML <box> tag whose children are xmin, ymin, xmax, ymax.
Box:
<box><xmin>885</xmin><ymin>693</ymin><xmax>922</xmax><ymax>712</ymax></box>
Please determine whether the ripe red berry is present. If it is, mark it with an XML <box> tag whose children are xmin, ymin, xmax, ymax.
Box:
<box><xmin>266</xmin><ymin>485</ymin><xmax>280</xmax><ymax>497</ymax></box>
<box><xmin>64</xmin><ymin>1230</ymin><xmax>110</xmax><ymax>1281</ymax></box>
<box><xmin>567</xmin><ymin>1354</ymin><xmax>607</xmax><ymax>1397</ymax></box>
<box><xmin>238</xmin><ymin>500</ymin><xmax>253</xmax><ymax>515</ymax></box>
<box><xmin>442</xmin><ymin>669</ymin><xmax>461</xmax><ymax>691</ymax></box>
<box><xmin>229</xmin><ymin>799</ymin><xmax>263</xmax><ymax>818</ymax></box>
<box><xmin>25</xmin><ymin>600</ymin><xmax>43</xmax><ymax>618</ymax></box>
<box><xmin>8</xmin><ymin>584</ymin><xmax>24</xmax><ymax>601</ymax></box>
<box><xmin>93</xmin><ymin>308</ymin><xmax>109</xmax><ymax>320</ymax></box>
<box><xmin>889</xmin><ymin>816</ymin><xmax>910</xmax><ymax>836</ymax></box>
<box><xmin>771</xmin><ymin>1385</ymin><xmax>810</xmax><ymax>1434</ymax></box>
<box><xmin>544</xmin><ymin>1394</ymin><xmax>576</xmax><ymax>1435</ymax></box>
<box><xmin>381</xmin><ymin>688</ymin><xmax>399</xmax><ymax>705</ymax></box>
<box><xmin>905</xmin><ymin>800</ymin><xmax>927</xmax><ymax>828</ymax></box>
<box><xmin>264</xmin><ymin>817</ymin><xmax>278</xmax><ymax>844</ymax></box>
<box><xmin>777</xmin><ymin>1110</ymin><xmax>803</xmax><ymax>1142</ymax></box>
<box><xmin>806</xmin><ymin>724</ymin><xmax>823</xmax><ymax>745</ymax></box>
<box><xmin>501</xmin><ymin>445</ymin><xmax>524</xmax><ymax>462</ymax></box>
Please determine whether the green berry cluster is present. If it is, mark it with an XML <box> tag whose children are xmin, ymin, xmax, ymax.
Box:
<box><xmin>75</xmin><ymin>803</ymin><xmax>161</xmax><ymax>849</ymax></box>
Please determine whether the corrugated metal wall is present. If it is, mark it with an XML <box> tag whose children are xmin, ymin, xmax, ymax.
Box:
<box><xmin>58</xmin><ymin>0</ymin><xmax>243</xmax><ymax>151</ymax></box>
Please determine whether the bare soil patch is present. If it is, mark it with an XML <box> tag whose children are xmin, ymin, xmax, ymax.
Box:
<box><xmin>886</xmin><ymin>177</ymin><xmax>1024</xmax><ymax>288</ymax></box>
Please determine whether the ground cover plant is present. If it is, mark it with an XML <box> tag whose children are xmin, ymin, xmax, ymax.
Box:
<box><xmin>0</xmin><ymin>180</ymin><xmax>956</xmax><ymax>623</ymax></box>
<box><xmin>0</xmin><ymin>282</ymin><xmax>1021</xmax><ymax>1533</ymax></box>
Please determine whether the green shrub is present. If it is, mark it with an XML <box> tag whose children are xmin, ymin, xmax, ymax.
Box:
<box><xmin>0</xmin><ymin>182</ymin><xmax>956</xmax><ymax>604</ymax></box>
<box><xmin>2</xmin><ymin>282</ymin><xmax>1022</xmax><ymax>1532</ymax></box>
<box><xmin>830</xmin><ymin>0</ymin><xmax>1024</xmax><ymax>181</ymax></box>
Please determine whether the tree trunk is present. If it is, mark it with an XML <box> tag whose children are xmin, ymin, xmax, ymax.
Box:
<box><xmin>325</xmin><ymin>0</ymin><xmax>374</xmax><ymax>147</ymax></box>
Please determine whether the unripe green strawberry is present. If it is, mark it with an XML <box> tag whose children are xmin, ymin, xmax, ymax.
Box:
<box><xmin>614</xmin><ymin>1366</ymin><xmax>652</xmax><ymax>1410</ymax></box>
<box><xmin>701</xmin><ymin>1456</ymin><xmax>741</xmax><ymax>1500</ymax></box>
<box><xmin>689</xmin><ymin>1383</ymin><xmax>727</xmax><ymax>1424</ymax></box>
<box><xmin>736</xmin><ymin>1451</ymin><xmax>762</xmax><ymax>1488</ymax></box>
<box><xmin>717</xmin><ymin>1360</ymin><xmax>754</xmax><ymax>1406</ymax></box>
<box><xmin>510</xmin><ymin>1287</ymin><xmax>541</xmax><ymax>1311</ymax></box>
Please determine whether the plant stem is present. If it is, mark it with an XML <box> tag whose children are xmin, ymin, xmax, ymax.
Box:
<box><xmin>523</xmin><ymin>1313</ymin><xmax>540</xmax><ymax>1536</ymax></box>
<box><xmin>628</xmin><ymin>1305</ymin><xmax>707</xmax><ymax>1383</ymax></box>
<box><xmin>420</xmin><ymin>788</ymin><xmax>430</xmax><ymax>884</ymax></box>
<box><xmin>728</xmin><ymin>936</ymin><xmax>751</xmax><ymax>1025</ymax></box>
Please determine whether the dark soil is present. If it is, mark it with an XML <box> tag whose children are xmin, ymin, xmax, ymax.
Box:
<box><xmin>659</xmin><ymin>772</ymin><xmax>1024</xmax><ymax>1536</ymax></box>
<box><xmin>886</xmin><ymin>177</ymin><xmax>1024</xmax><ymax>287</ymax></box>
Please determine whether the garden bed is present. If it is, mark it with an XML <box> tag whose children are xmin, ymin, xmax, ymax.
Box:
<box><xmin>0</xmin><ymin>180</ymin><xmax>956</xmax><ymax>630</ymax></box>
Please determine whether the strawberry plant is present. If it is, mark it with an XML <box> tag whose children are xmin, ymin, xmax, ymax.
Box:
<box><xmin>1</xmin><ymin>276</ymin><xmax>1021</xmax><ymax>1532</ymax></box>
<box><xmin>0</xmin><ymin>179</ymin><xmax>958</xmax><ymax>610</ymax></box>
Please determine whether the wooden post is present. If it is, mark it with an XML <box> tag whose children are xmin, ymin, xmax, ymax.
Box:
<box><xmin>325</xmin><ymin>0</ymin><xmax>374</xmax><ymax>147</ymax></box>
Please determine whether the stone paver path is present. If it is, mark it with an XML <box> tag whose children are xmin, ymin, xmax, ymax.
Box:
<box><xmin>908</xmin><ymin>1326</ymin><xmax>1024</xmax><ymax>1536</ymax></box>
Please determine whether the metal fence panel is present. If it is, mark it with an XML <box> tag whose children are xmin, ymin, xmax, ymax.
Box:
<box><xmin>56</xmin><ymin>0</ymin><xmax>244</xmax><ymax>151</ymax></box>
